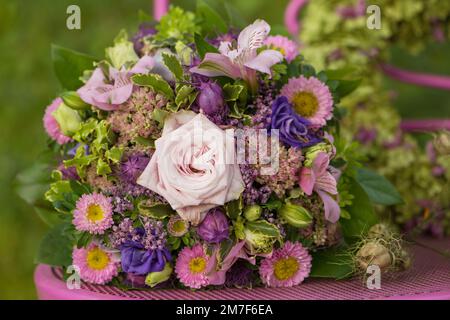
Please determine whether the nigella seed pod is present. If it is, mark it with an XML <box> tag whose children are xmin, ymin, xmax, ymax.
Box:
<box><xmin>197</xmin><ymin>81</ymin><xmax>224</xmax><ymax>115</ymax></box>
<box><xmin>278</xmin><ymin>203</ymin><xmax>312</xmax><ymax>228</ymax></box>
<box><xmin>356</xmin><ymin>242</ymin><xmax>392</xmax><ymax>272</ymax></box>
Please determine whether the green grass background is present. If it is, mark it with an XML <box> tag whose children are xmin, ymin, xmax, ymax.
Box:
<box><xmin>0</xmin><ymin>0</ymin><xmax>448</xmax><ymax>299</ymax></box>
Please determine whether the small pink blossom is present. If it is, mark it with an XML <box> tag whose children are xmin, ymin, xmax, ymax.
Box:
<box><xmin>264</xmin><ymin>35</ymin><xmax>299</xmax><ymax>62</ymax></box>
<box><xmin>299</xmin><ymin>152</ymin><xmax>340</xmax><ymax>223</ymax></box>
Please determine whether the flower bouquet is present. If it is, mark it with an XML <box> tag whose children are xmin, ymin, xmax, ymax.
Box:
<box><xmin>23</xmin><ymin>3</ymin><xmax>411</xmax><ymax>292</ymax></box>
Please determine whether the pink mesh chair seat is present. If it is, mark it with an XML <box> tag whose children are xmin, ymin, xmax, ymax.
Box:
<box><xmin>34</xmin><ymin>237</ymin><xmax>450</xmax><ymax>300</ymax></box>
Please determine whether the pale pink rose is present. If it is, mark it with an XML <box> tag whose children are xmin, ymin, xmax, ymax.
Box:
<box><xmin>137</xmin><ymin>111</ymin><xmax>244</xmax><ymax>225</ymax></box>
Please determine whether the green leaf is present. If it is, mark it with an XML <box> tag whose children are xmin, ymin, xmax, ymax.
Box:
<box><xmin>131</xmin><ymin>74</ymin><xmax>174</xmax><ymax>99</ymax></box>
<box><xmin>225</xmin><ymin>198</ymin><xmax>243</xmax><ymax>220</ymax></box>
<box><xmin>245</xmin><ymin>220</ymin><xmax>280</xmax><ymax>237</ymax></box>
<box><xmin>162</xmin><ymin>53</ymin><xmax>184</xmax><ymax>80</ymax></box>
<box><xmin>335</xmin><ymin>79</ymin><xmax>361</xmax><ymax>98</ymax></box>
<box><xmin>196</xmin><ymin>0</ymin><xmax>228</xmax><ymax>35</ymax></box>
<box><xmin>96</xmin><ymin>158</ymin><xmax>111</xmax><ymax>175</ymax></box>
<box><xmin>175</xmin><ymin>85</ymin><xmax>197</xmax><ymax>109</ymax></box>
<box><xmin>51</xmin><ymin>44</ymin><xmax>97</xmax><ymax>90</ymax></box>
<box><xmin>138</xmin><ymin>201</ymin><xmax>175</xmax><ymax>220</ymax></box>
<box><xmin>36</xmin><ymin>223</ymin><xmax>73</xmax><ymax>266</ymax></box>
<box><xmin>223</xmin><ymin>83</ymin><xmax>244</xmax><ymax>101</ymax></box>
<box><xmin>355</xmin><ymin>168</ymin><xmax>404</xmax><ymax>206</ymax></box>
<box><xmin>14</xmin><ymin>162</ymin><xmax>52</xmax><ymax>206</ymax></box>
<box><xmin>310</xmin><ymin>247</ymin><xmax>353</xmax><ymax>279</ymax></box>
<box><xmin>194</xmin><ymin>33</ymin><xmax>219</xmax><ymax>59</ymax></box>
<box><xmin>340</xmin><ymin>178</ymin><xmax>379</xmax><ymax>243</ymax></box>
<box><xmin>324</xmin><ymin>67</ymin><xmax>358</xmax><ymax>80</ymax></box>
<box><xmin>35</xmin><ymin>206</ymin><xmax>64</xmax><ymax>227</ymax></box>
<box><xmin>151</xmin><ymin>108</ymin><xmax>170</xmax><ymax>127</ymax></box>
<box><xmin>105</xmin><ymin>146</ymin><xmax>123</xmax><ymax>164</ymax></box>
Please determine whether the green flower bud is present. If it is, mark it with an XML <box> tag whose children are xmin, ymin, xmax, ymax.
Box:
<box><xmin>278</xmin><ymin>203</ymin><xmax>312</xmax><ymax>228</ymax></box>
<box><xmin>52</xmin><ymin>102</ymin><xmax>82</xmax><ymax>136</ymax></box>
<box><xmin>60</xmin><ymin>91</ymin><xmax>90</xmax><ymax>110</ymax></box>
<box><xmin>433</xmin><ymin>131</ymin><xmax>450</xmax><ymax>156</ymax></box>
<box><xmin>243</xmin><ymin>228</ymin><xmax>277</xmax><ymax>254</ymax></box>
<box><xmin>145</xmin><ymin>263</ymin><xmax>173</xmax><ymax>288</ymax></box>
<box><xmin>244</xmin><ymin>205</ymin><xmax>262</xmax><ymax>222</ymax></box>
<box><xmin>303</xmin><ymin>142</ymin><xmax>334</xmax><ymax>167</ymax></box>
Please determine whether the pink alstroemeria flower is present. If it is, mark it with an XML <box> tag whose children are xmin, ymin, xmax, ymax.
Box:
<box><xmin>78</xmin><ymin>55</ymin><xmax>154</xmax><ymax>111</ymax></box>
<box><xmin>299</xmin><ymin>152</ymin><xmax>340</xmax><ymax>223</ymax></box>
<box><xmin>190</xmin><ymin>20</ymin><xmax>283</xmax><ymax>93</ymax></box>
<box><xmin>205</xmin><ymin>241</ymin><xmax>255</xmax><ymax>285</ymax></box>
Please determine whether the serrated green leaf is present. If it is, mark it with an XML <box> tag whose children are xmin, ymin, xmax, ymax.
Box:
<box><xmin>131</xmin><ymin>74</ymin><xmax>174</xmax><ymax>99</ymax></box>
<box><xmin>356</xmin><ymin>168</ymin><xmax>404</xmax><ymax>206</ymax></box>
<box><xmin>223</xmin><ymin>83</ymin><xmax>244</xmax><ymax>101</ymax></box>
<box><xmin>138</xmin><ymin>201</ymin><xmax>175</xmax><ymax>219</ymax></box>
<box><xmin>51</xmin><ymin>44</ymin><xmax>97</xmax><ymax>90</ymax></box>
<box><xmin>162</xmin><ymin>53</ymin><xmax>184</xmax><ymax>80</ymax></box>
<box><xmin>225</xmin><ymin>198</ymin><xmax>243</xmax><ymax>220</ymax></box>
<box><xmin>152</xmin><ymin>108</ymin><xmax>170</xmax><ymax>127</ymax></box>
<box><xmin>105</xmin><ymin>146</ymin><xmax>123</xmax><ymax>164</ymax></box>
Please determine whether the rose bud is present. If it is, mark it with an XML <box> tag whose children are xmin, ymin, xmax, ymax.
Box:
<box><xmin>356</xmin><ymin>242</ymin><xmax>392</xmax><ymax>272</ymax></box>
<box><xmin>433</xmin><ymin>131</ymin><xmax>450</xmax><ymax>156</ymax></box>
<box><xmin>197</xmin><ymin>81</ymin><xmax>224</xmax><ymax>115</ymax></box>
<box><xmin>197</xmin><ymin>208</ymin><xmax>229</xmax><ymax>243</ymax></box>
<box><xmin>278</xmin><ymin>203</ymin><xmax>312</xmax><ymax>228</ymax></box>
<box><xmin>244</xmin><ymin>205</ymin><xmax>262</xmax><ymax>222</ymax></box>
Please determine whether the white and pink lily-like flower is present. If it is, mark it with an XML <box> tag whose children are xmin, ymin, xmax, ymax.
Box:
<box><xmin>299</xmin><ymin>152</ymin><xmax>341</xmax><ymax>223</ymax></box>
<box><xmin>190</xmin><ymin>19</ymin><xmax>283</xmax><ymax>92</ymax></box>
<box><xmin>77</xmin><ymin>55</ymin><xmax>155</xmax><ymax>111</ymax></box>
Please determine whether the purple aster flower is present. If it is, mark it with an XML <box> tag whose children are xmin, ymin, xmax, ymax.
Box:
<box><xmin>197</xmin><ymin>208</ymin><xmax>229</xmax><ymax>243</ymax></box>
<box><xmin>270</xmin><ymin>96</ymin><xmax>321</xmax><ymax>148</ymax></box>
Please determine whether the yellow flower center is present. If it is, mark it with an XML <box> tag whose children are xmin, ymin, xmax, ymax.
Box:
<box><xmin>268</xmin><ymin>44</ymin><xmax>286</xmax><ymax>56</ymax></box>
<box><xmin>189</xmin><ymin>257</ymin><xmax>207</xmax><ymax>274</ymax></box>
<box><xmin>86</xmin><ymin>247</ymin><xmax>110</xmax><ymax>270</ymax></box>
<box><xmin>86</xmin><ymin>204</ymin><xmax>104</xmax><ymax>222</ymax></box>
<box><xmin>273</xmin><ymin>257</ymin><xmax>299</xmax><ymax>281</ymax></box>
<box><xmin>291</xmin><ymin>91</ymin><xmax>319</xmax><ymax>118</ymax></box>
<box><xmin>172</xmin><ymin>220</ymin><xmax>187</xmax><ymax>233</ymax></box>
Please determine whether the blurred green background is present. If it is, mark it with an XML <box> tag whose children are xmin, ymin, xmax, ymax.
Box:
<box><xmin>0</xmin><ymin>0</ymin><xmax>448</xmax><ymax>299</ymax></box>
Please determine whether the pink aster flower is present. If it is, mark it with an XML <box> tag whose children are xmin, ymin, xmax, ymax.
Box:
<box><xmin>259</xmin><ymin>241</ymin><xmax>312</xmax><ymax>287</ymax></box>
<box><xmin>280</xmin><ymin>75</ymin><xmax>333</xmax><ymax>128</ymax></box>
<box><xmin>72</xmin><ymin>243</ymin><xmax>119</xmax><ymax>284</ymax></box>
<box><xmin>43</xmin><ymin>98</ymin><xmax>72</xmax><ymax>145</ymax></box>
<box><xmin>264</xmin><ymin>35</ymin><xmax>299</xmax><ymax>63</ymax></box>
<box><xmin>299</xmin><ymin>152</ymin><xmax>340</xmax><ymax>223</ymax></box>
<box><xmin>73</xmin><ymin>193</ymin><xmax>113</xmax><ymax>234</ymax></box>
<box><xmin>175</xmin><ymin>244</ymin><xmax>210</xmax><ymax>289</ymax></box>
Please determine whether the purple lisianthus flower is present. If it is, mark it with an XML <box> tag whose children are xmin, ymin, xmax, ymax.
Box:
<box><xmin>197</xmin><ymin>81</ymin><xmax>225</xmax><ymax>116</ymax></box>
<box><xmin>132</xmin><ymin>23</ymin><xmax>156</xmax><ymax>54</ymax></box>
<box><xmin>270</xmin><ymin>96</ymin><xmax>321</xmax><ymax>148</ymax></box>
<box><xmin>121</xmin><ymin>240</ymin><xmax>171</xmax><ymax>275</ymax></box>
<box><xmin>197</xmin><ymin>208</ymin><xmax>229</xmax><ymax>243</ymax></box>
